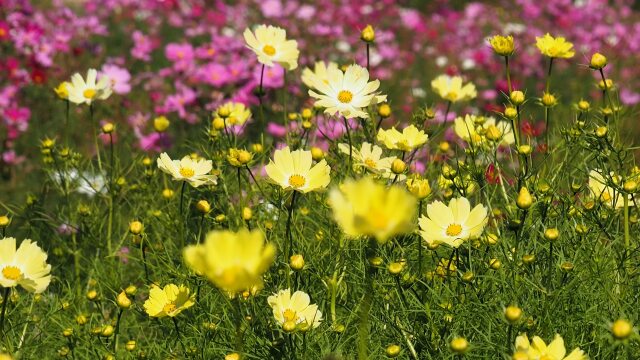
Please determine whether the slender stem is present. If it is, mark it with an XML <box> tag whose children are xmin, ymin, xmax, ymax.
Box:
<box><xmin>90</xmin><ymin>104</ymin><xmax>102</xmax><ymax>171</ymax></box>
<box><xmin>505</xmin><ymin>56</ymin><xmax>512</xmax><ymax>94</ymax></box>
<box><xmin>64</xmin><ymin>100</ymin><xmax>70</xmax><ymax>148</ymax></box>
<box><xmin>623</xmin><ymin>195</ymin><xmax>630</xmax><ymax>262</ymax></box>
<box><xmin>172</xmin><ymin>317</ymin><xmax>187</xmax><ymax>354</ymax></box>
<box><xmin>141</xmin><ymin>236</ymin><xmax>150</xmax><ymax>283</ymax></box>
<box><xmin>545</xmin><ymin>58</ymin><xmax>554</xmax><ymax>93</ymax></box>
<box><xmin>107</xmin><ymin>133</ymin><xmax>114</xmax><ymax>254</ymax></box>
<box><xmin>366</xmin><ymin>43</ymin><xmax>370</xmax><ymax>73</ymax></box>
<box><xmin>0</xmin><ymin>287</ymin><xmax>9</xmax><ymax>337</ymax></box>
<box><xmin>343</xmin><ymin>117</ymin><xmax>353</xmax><ymax>174</ymax></box>
<box><xmin>418</xmin><ymin>200</ymin><xmax>423</xmax><ymax>275</ymax></box>
<box><xmin>599</xmin><ymin>68</ymin><xmax>613</xmax><ymax>109</ymax></box>
<box><xmin>285</xmin><ymin>191</ymin><xmax>298</xmax><ymax>259</ymax></box>
<box><xmin>179</xmin><ymin>181</ymin><xmax>187</xmax><ymax>248</ymax></box>
<box><xmin>258</xmin><ymin>64</ymin><xmax>266</xmax><ymax>128</ymax></box>
<box><xmin>113</xmin><ymin>308</ymin><xmax>124</xmax><ymax>353</ymax></box>
<box><xmin>547</xmin><ymin>241</ymin><xmax>553</xmax><ymax>290</ymax></box>
<box><xmin>233</xmin><ymin>298</ymin><xmax>244</xmax><ymax>355</ymax></box>
<box><xmin>358</xmin><ymin>239</ymin><xmax>376</xmax><ymax>360</ymax></box>
<box><xmin>506</xmin><ymin>325</ymin><xmax>513</xmax><ymax>354</ymax></box>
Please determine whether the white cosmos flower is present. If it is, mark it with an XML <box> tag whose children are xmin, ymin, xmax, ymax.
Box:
<box><xmin>309</xmin><ymin>64</ymin><xmax>386</xmax><ymax>119</ymax></box>
<box><xmin>243</xmin><ymin>25</ymin><xmax>299</xmax><ymax>70</ymax></box>
<box><xmin>157</xmin><ymin>153</ymin><xmax>217</xmax><ymax>188</ymax></box>
<box><xmin>67</xmin><ymin>68</ymin><xmax>113</xmax><ymax>105</ymax></box>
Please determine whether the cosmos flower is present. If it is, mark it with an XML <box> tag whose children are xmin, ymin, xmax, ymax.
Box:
<box><xmin>143</xmin><ymin>284</ymin><xmax>195</xmax><ymax>318</ymax></box>
<box><xmin>308</xmin><ymin>64</ymin><xmax>386</xmax><ymax>119</ymax></box>
<box><xmin>0</xmin><ymin>237</ymin><xmax>51</xmax><ymax>294</ymax></box>
<box><xmin>418</xmin><ymin>197</ymin><xmax>488</xmax><ymax>248</ymax></box>
<box><xmin>329</xmin><ymin>177</ymin><xmax>416</xmax><ymax>243</ymax></box>
<box><xmin>265</xmin><ymin>147</ymin><xmax>331</xmax><ymax>193</ymax></box>
<box><xmin>66</xmin><ymin>68</ymin><xmax>112</xmax><ymax>105</ymax></box>
<box><xmin>267</xmin><ymin>289</ymin><xmax>322</xmax><ymax>331</ymax></box>
<box><xmin>243</xmin><ymin>25</ymin><xmax>299</xmax><ymax>70</ymax></box>
<box><xmin>157</xmin><ymin>153</ymin><xmax>217</xmax><ymax>187</ymax></box>
<box><xmin>431</xmin><ymin>74</ymin><xmax>476</xmax><ymax>103</ymax></box>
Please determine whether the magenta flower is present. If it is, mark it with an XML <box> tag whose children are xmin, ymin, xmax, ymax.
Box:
<box><xmin>131</xmin><ymin>31</ymin><xmax>155</xmax><ymax>61</ymax></box>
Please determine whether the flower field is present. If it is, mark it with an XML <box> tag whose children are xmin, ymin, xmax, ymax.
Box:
<box><xmin>1</xmin><ymin>0</ymin><xmax>640</xmax><ymax>359</ymax></box>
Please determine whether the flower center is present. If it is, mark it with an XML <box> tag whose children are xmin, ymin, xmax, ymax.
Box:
<box><xmin>540</xmin><ymin>356</ymin><xmax>554</xmax><ymax>360</ymax></box>
<box><xmin>283</xmin><ymin>309</ymin><xmax>297</xmax><ymax>322</ymax></box>
<box><xmin>601</xmin><ymin>192</ymin><xmax>612</xmax><ymax>202</ymax></box>
<box><xmin>2</xmin><ymin>266</ymin><xmax>22</xmax><ymax>280</ymax></box>
<box><xmin>445</xmin><ymin>90</ymin><xmax>458</xmax><ymax>100</ymax></box>
<box><xmin>364</xmin><ymin>158</ymin><xmax>377</xmax><ymax>168</ymax></box>
<box><xmin>163</xmin><ymin>303</ymin><xmax>176</xmax><ymax>314</ymax></box>
<box><xmin>83</xmin><ymin>89</ymin><xmax>97</xmax><ymax>99</ymax></box>
<box><xmin>288</xmin><ymin>174</ymin><xmax>306</xmax><ymax>188</ymax></box>
<box><xmin>446</xmin><ymin>224</ymin><xmax>463</xmax><ymax>237</ymax></box>
<box><xmin>179</xmin><ymin>167</ymin><xmax>195</xmax><ymax>178</ymax></box>
<box><xmin>263</xmin><ymin>45</ymin><xmax>276</xmax><ymax>56</ymax></box>
<box><xmin>338</xmin><ymin>90</ymin><xmax>353</xmax><ymax>104</ymax></box>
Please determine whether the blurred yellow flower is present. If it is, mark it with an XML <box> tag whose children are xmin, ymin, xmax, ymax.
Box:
<box><xmin>243</xmin><ymin>25</ymin><xmax>299</xmax><ymax>70</ymax></box>
<box><xmin>535</xmin><ymin>33</ymin><xmax>575</xmax><ymax>59</ymax></box>
<box><xmin>329</xmin><ymin>177</ymin><xmax>417</xmax><ymax>244</ymax></box>
<box><xmin>418</xmin><ymin>197</ymin><xmax>487</xmax><ymax>248</ymax></box>
<box><xmin>337</xmin><ymin>142</ymin><xmax>397</xmax><ymax>176</ymax></box>
<box><xmin>0</xmin><ymin>237</ymin><xmax>51</xmax><ymax>293</ymax></box>
<box><xmin>431</xmin><ymin>74</ymin><xmax>477</xmax><ymax>103</ymax></box>
<box><xmin>157</xmin><ymin>152</ymin><xmax>217</xmax><ymax>187</ymax></box>
<box><xmin>143</xmin><ymin>284</ymin><xmax>194</xmax><ymax>318</ymax></box>
<box><xmin>406</xmin><ymin>177</ymin><xmax>431</xmax><ymax>200</ymax></box>
<box><xmin>67</xmin><ymin>69</ymin><xmax>112</xmax><ymax>105</ymax></box>
<box><xmin>376</xmin><ymin>125</ymin><xmax>428</xmax><ymax>151</ymax></box>
<box><xmin>588</xmin><ymin>170</ymin><xmax>628</xmax><ymax>209</ymax></box>
<box><xmin>227</xmin><ymin>148</ymin><xmax>253</xmax><ymax>167</ymax></box>
<box><xmin>54</xmin><ymin>81</ymin><xmax>71</xmax><ymax>100</ymax></box>
<box><xmin>301</xmin><ymin>61</ymin><xmax>340</xmax><ymax>91</ymax></box>
<box><xmin>215</xmin><ymin>102</ymin><xmax>252</xmax><ymax>127</ymax></box>
<box><xmin>308</xmin><ymin>64</ymin><xmax>386</xmax><ymax>119</ymax></box>
<box><xmin>454</xmin><ymin>115</ymin><xmax>514</xmax><ymax>147</ymax></box>
<box><xmin>488</xmin><ymin>35</ymin><xmax>514</xmax><ymax>56</ymax></box>
<box><xmin>183</xmin><ymin>229</ymin><xmax>276</xmax><ymax>295</ymax></box>
<box><xmin>267</xmin><ymin>289</ymin><xmax>322</xmax><ymax>331</ymax></box>
<box><xmin>265</xmin><ymin>146</ymin><xmax>331</xmax><ymax>193</ymax></box>
<box><xmin>514</xmin><ymin>333</ymin><xmax>586</xmax><ymax>360</ymax></box>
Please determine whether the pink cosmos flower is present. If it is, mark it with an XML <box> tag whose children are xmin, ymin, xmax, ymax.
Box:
<box><xmin>100</xmin><ymin>64</ymin><xmax>131</xmax><ymax>94</ymax></box>
<box><xmin>131</xmin><ymin>31</ymin><xmax>155</xmax><ymax>61</ymax></box>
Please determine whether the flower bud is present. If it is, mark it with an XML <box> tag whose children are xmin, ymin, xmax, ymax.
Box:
<box><xmin>283</xmin><ymin>320</ymin><xmax>297</xmax><ymax>333</ymax></box>
<box><xmin>162</xmin><ymin>188</ymin><xmax>174</xmax><ymax>199</ymax></box>
<box><xmin>242</xmin><ymin>207</ymin><xmax>253</xmax><ymax>221</ymax></box>
<box><xmin>595</xmin><ymin>126</ymin><xmax>608</xmax><ymax>138</ymax></box>
<box><xmin>311</xmin><ymin>147</ymin><xmax>324</xmax><ymax>161</ymax></box>
<box><xmin>510</xmin><ymin>91</ymin><xmax>525</xmax><ymax>105</ymax></box>
<box><xmin>0</xmin><ymin>215</ymin><xmax>10</xmax><ymax>227</ymax></box>
<box><xmin>406</xmin><ymin>178</ymin><xmax>431</xmax><ymax>200</ymax></box>
<box><xmin>577</xmin><ymin>100</ymin><xmax>590</xmax><ymax>111</ymax></box>
<box><xmin>544</xmin><ymin>228</ymin><xmax>559</xmax><ymax>241</ymax></box>
<box><xmin>196</xmin><ymin>200</ymin><xmax>211</xmax><ymax>214</ymax></box>
<box><xmin>117</xmin><ymin>291</ymin><xmax>132</xmax><ymax>309</ymax></box>
<box><xmin>212</xmin><ymin>117</ymin><xmax>225</xmax><ymax>130</ymax></box>
<box><xmin>378</xmin><ymin>104</ymin><xmax>391</xmax><ymax>118</ymax></box>
<box><xmin>489</xmin><ymin>258</ymin><xmax>502</xmax><ymax>270</ymax></box>
<box><xmin>129</xmin><ymin>221</ymin><xmax>144</xmax><ymax>235</ymax></box>
<box><xmin>504</xmin><ymin>107</ymin><xmax>518</xmax><ymax>119</ymax></box>
<box><xmin>252</xmin><ymin>143</ymin><xmax>264</xmax><ymax>153</ymax></box>
<box><xmin>598</xmin><ymin>79</ymin><xmax>613</xmax><ymax>90</ymax></box>
<box><xmin>217</xmin><ymin>107</ymin><xmax>231</xmax><ymax>118</ymax></box>
<box><xmin>488</xmin><ymin>35</ymin><xmax>514</xmax><ymax>56</ymax></box>
<box><xmin>101</xmin><ymin>325</ymin><xmax>114</xmax><ymax>337</ymax></box>
<box><xmin>102</xmin><ymin>122</ymin><xmax>115</xmax><ymax>134</ymax></box>
<box><xmin>125</xmin><ymin>340</ymin><xmax>136</xmax><ymax>351</ymax></box>
<box><xmin>289</xmin><ymin>254</ymin><xmax>305</xmax><ymax>271</ymax></box>
<box><xmin>485</xmin><ymin>125</ymin><xmax>502</xmax><ymax>142</ymax></box>
<box><xmin>386</xmin><ymin>344</ymin><xmax>401</xmax><ymax>357</ymax></box>
<box><xmin>361</xmin><ymin>25</ymin><xmax>375</xmax><ymax>42</ymax></box>
<box><xmin>541</xmin><ymin>92</ymin><xmax>557</xmax><ymax>107</ymax></box>
<box><xmin>439</xmin><ymin>141</ymin><xmax>450</xmax><ymax>152</ymax></box>
<box><xmin>504</xmin><ymin>306</ymin><xmax>522</xmax><ymax>324</ymax></box>
<box><xmin>611</xmin><ymin>319</ymin><xmax>633</xmax><ymax>340</ymax></box>
<box><xmin>63</xmin><ymin>328</ymin><xmax>73</xmax><ymax>337</ymax></box>
<box><xmin>623</xmin><ymin>180</ymin><xmax>637</xmax><ymax>193</ymax></box>
<box><xmin>86</xmin><ymin>290</ymin><xmax>98</xmax><ymax>301</ymax></box>
<box><xmin>301</xmin><ymin>108</ymin><xmax>313</xmax><ymax>119</ymax></box>
<box><xmin>388</xmin><ymin>262</ymin><xmax>404</xmax><ymax>276</ymax></box>
<box><xmin>76</xmin><ymin>314</ymin><xmax>88</xmax><ymax>325</ymax></box>
<box><xmin>125</xmin><ymin>285</ymin><xmax>137</xmax><ymax>296</ymax></box>
<box><xmin>450</xmin><ymin>337</ymin><xmax>469</xmax><ymax>354</ymax></box>
<box><xmin>590</xmin><ymin>52</ymin><xmax>607</xmax><ymax>70</ymax></box>
<box><xmin>391</xmin><ymin>159</ymin><xmax>407</xmax><ymax>174</ymax></box>
<box><xmin>516</xmin><ymin>187</ymin><xmax>533</xmax><ymax>210</ymax></box>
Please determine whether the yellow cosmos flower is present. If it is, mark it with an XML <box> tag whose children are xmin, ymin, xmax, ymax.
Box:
<box><xmin>454</xmin><ymin>115</ymin><xmax>514</xmax><ymax>147</ymax></box>
<box><xmin>301</xmin><ymin>61</ymin><xmax>340</xmax><ymax>91</ymax></box>
<box><xmin>183</xmin><ymin>229</ymin><xmax>276</xmax><ymax>295</ymax></box>
<box><xmin>54</xmin><ymin>81</ymin><xmax>71</xmax><ymax>100</ymax></box>
<box><xmin>0</xmin><ymin>237</ymin><xmax>51</xmax><ymax>294</ymax></box>
<box><xmin>418</xmin><ymin>197</ymin><xmax>488</xmax><ymax>248</ymax></box>
<box><xmin>267</xmin><ymin>289</ymin><xmax>322</xmax><ymax>331</ymax></box>
<box><xmin>376</xmin><ymin>125</ymin><xmax>428</xmax><ymax>151</ymax></box>
<box><xmin>431</xmin><ymin>75</ymin><xmax>477</xmax><ymax>103</ymax></box>
<box><xmin>157</xmin><ymin>152</ymin><xmax>217</xmax><ymax>187</ymax></box>
<box><xmin>337</xmin><ymin>142</ymin><xmax>397</xmax><ymax>176</ymax></box>
<box><xmin>66</xmin><ymin>69</ymin><xmax>112</xmax><ymax>105</ymax></box>
<box><xmin>488</xmin><ymin>35</ymin><xmax>515</xmax><ymax>56</ymax></box>
<box><xmin>308</xmin><ymin>64</ymin><xmax>387</xmax><ymax>119</ymax></box>
<box><xmin>215</xmin><ymin>102</ymin><xmax>252</xmax><ymax>127</ymax></box>
<box><xmin>329</xmin><ymin>177</ymin><xmax>417</xmax><ymax>244</ymax></box>
<box><xmin>514</xmin><ymin>334</ymin><xmax>587</xmax><ymax>360</ymax></box>
<box><xmin>243</xmin><ymin>25</ymin><xmax>299</xmax><ymax>70</ymax></box>
<box><xmin>143</xmin><ymin>284</ymin><xmax>195</xmax><ymax>318</ymax></box>
<box><xmin>588</xmin><ymin>170</ymin><xmax>628</xmax><ymax>209</ymax></box>
<box><xmin>535</xmin><ymin>33</ymin><xmax>575</xmax><ymax>59</ymax></box>
<box><xmin>265</xmin><ymin>146</ymin><xmax>331</xmax><ymax>193</ymax></box>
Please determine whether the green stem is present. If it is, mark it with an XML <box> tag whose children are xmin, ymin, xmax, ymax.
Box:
<box><xmin>366</xmin><ymin>43</ymin><xmax>370</xmax><ymax>73</ymax></box>
<box><xmin>0</xmin><ymin>287</ymin><xmax>9</xmax><ymax>337</ymax></box>
<box><xmin>358</xmin><ymin>240</ymin><xmax>376</xmax><ymax>360</ymax></box>
<box><xmin>599</xmin><ymin>68</ymin><xmax>613</xmax><ymax>109</ymax></box>
<box><xmin>113</xmin><ymin>308</ymin><xmax>124</xmax><ymax>353</ymax></box>
<box><xmin>179</xmin><ymin>181</ymin><xmax>187</xmax><ymax>248</ymax></box>
<box><xmin>285</xmin><ymin>191</ymin><xmax>298</xmax><ymax>259</ymax></box>
<box><xmin>545</xmin><ymin>58</ymin><xmax>554</xmax><ymax>94</ymax></box>
<box><xmin>258</xmin><ymin>64</ymin><xmax>266</xmax><ymax>128</ymax></box>
<box><xmin>90</xmin><ymin>104</ymin><xmax>102</xmax><ymax>172</ymax></box>
<box><xmin>623</xmin><ymin>195</ymin><xmax>630</xmax><ymax>261</ymax></box>
<box><xmin>107</xmin><ymin>133</ymin><xmax>114</xmax><ymax>254</ymax></box>
<box><xmin>172</xmin><ymin>317</ymin><xmax>187</xmax><ymax>354</ymax></box>
<box><xmin>343</xmin><ymin>117</ymin><xmax>353</xmax><ymax>174</ymax></box>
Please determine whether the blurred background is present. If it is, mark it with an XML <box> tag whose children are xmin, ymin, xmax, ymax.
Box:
<box><xmin>1</xmin><ymin>0</ymin><xmax>639</xmax><ymax>201</ymax></box>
